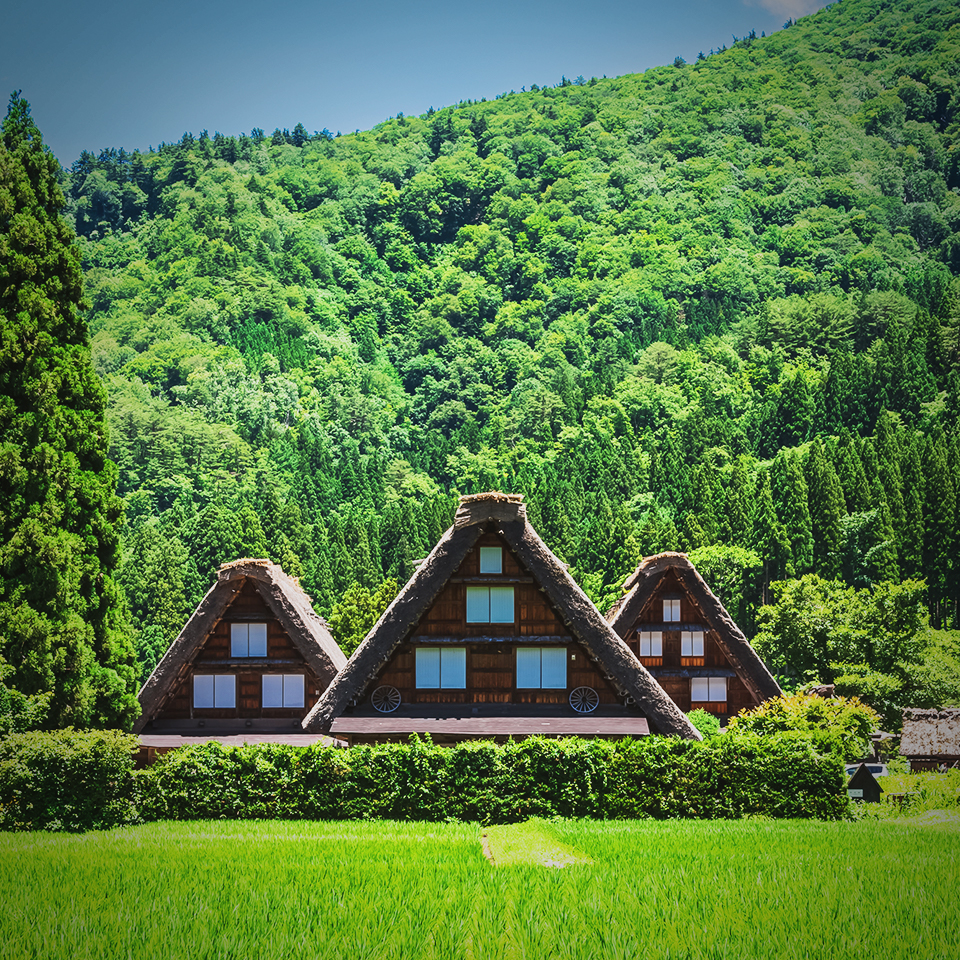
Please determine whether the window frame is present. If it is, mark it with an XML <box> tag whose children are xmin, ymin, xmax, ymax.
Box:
<box><xmin>415</xmin><ymin>647</ymin><xmax>467</xmax><ymax>689</ymax></box>
<box><xmin>465</xmin><ymin>585</ymin><xmax>515</xmax><ymax>623</ymax></box>
<box><xmin>479</xmin><ymin>546</ymin><xmax>503</xmax><ymax>574</ymax></box>
<box><xmin>663</xmin><ymin>599</ymin><xmax>681</xmax><ymax>622</ymax></box>
<box><xmin>638</xmin><ymin>631</ymin><xmax>663</xmax><ymax>657</ymax></box>
<box><xmin>262</xmin><ymin>673</ymin><xmax>305</xmax><ymax>709</ymax></box>
<box><xmin>516</xmin><ymin>646</ymin><xmax>568</xmax><ymax>690</ymax></box>
<box><xmin>691</xmin><ymin>677</ymin><xmax>727</xmax><ymax>702</ymax></box>
<box><xmin>681</xmin><ymin>630</ymin><xmax>705</xmax><ymax>657</ymax></box>
<box><xmin>193</xmin><ymin>674</ymin><xmax>236</xmax><ymax>709</ymax></box>
<box><xmin>230</xmin><ymin>622</ymin><xmax>268</xmax><ymax>658</ymax></box>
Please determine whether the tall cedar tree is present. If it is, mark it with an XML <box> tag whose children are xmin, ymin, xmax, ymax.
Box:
<box><xmin>0</xmin><ymin>94</ymin><xmax>137</xmax><ymax>728</ymax></box>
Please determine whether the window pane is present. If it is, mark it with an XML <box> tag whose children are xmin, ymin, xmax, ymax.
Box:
<box><xmin>440</xmin><ymin>648</ymin><xmax>466</xmax><ymax>689</ymax></box>
<box><xmin>541</xmin><ymin>648</ymin><xmax>567</xmax><ymax>689</ymax></box>
<box><xmin>466</xmin><ymin>587</ymin><xmax>490</xmax><ymax>623</ymax></box>
<box><xmin>681</xmin><ymin>631</ymin><xmax>692</xmax><ymax>656</ymax></box>
<box><xmin>516</xmin><ymin>648</ymin><xmax>540</xmax><ymax>688</ymax></box>
<box><xmin>230</xmin><ymin>623</ymin><xmax>248</xmax><ymax>657</ymax></box>
<box><xmin>214</xmin><ymin>675</ymin><xmax>236</xmax><ymax>708</ymax></box>
<box><xmin>708</xmin><ymin>677</ymin><xmax>727</xmax><ymax>702</ymax></box>
<box><xmin>283</xmin><ymin>674</ymin><xmax>305</xmax><ymax>707</ymax></box>
<box><xmin>248</xmin><ymin>623</ymin><xmax>267</xmax><ymax>657</ymax></box>
<box><xmin>416</xmin><ymin>647</ymin><xmax>441</xmax><ymax>688</ymax></box>
<box><xmin>650</xmin><ymin>631</ymin><xmax>662</xmax><ymax>656</ymax></box>
<box><xmin>663</xmin><ymin>599</ymin><xmax>680</xmax><ymax>622</ymax></box>
<box><xmin>691</xmin><ymin>678</ymin><xmax>709</xmax><ymax>701</ymax></box>
<box><xmin>262</xmin><ymin>674</ymin><xmax>284</xmax><ymax>708</ymax></box>
<box><xmin>479</xmin><ymin>547</ymin><xmax>502</xmax><ymax>574</ymax></box>
<box><xmin>194</xmin><ymin>675</ymin><xmax>214</xmax><ymax>708</ymax></box>
<box><xmin>489</xmin><ymin>586</ymin><xmax>515</xmax><ymax>623</ymax></box>
<box><xmin>691</xmin><ymin>631</ymin><xmax>704</xmax><ymax>656</ymax></box>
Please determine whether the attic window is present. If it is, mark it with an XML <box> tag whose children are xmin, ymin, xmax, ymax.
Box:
<box><xmin>681</xmin><ymin>630</ymin><xmax>704</xmax><ymax>657</ymax></box>
<box><xmin>466</xmin><ymin>586</ymin><xmax>514</xmax><ymax>623</ymax></box>
<box><xmin>639</xmin><ymin>631</ymin><xmax>662</xmax><ymax>657</ymax></box>
<box><xmin>663</xmin><ymin>599</ymin><xmax>681</xmax><ymax>622</ymax></box>
<box><xmin>416</xmin><ymin>647</ymin><xmax>466</xmax><ymax>689</ymax></box>
<box><xmin>262</xmin><ymin>674</ymin><xmax>305</xmax><ymax>708</ymax></box>
<box><xmin>231</xmin><ymin>623</ymin><xmax>267</xmax><ymax>657</ymax></box>
<box><xmin>691</xmin><ymin>677</ymin><xmax>726</xmax><ymax>702</ymax></box>
<box><xmin>516</xmin><ymin>647</ymin><xmax>567</xmax><ymax>689</ymax></box>
<box><xmin>193</xmin><ymin>675</ymin><xmax>235</xmax><ymax>709</ymax></box>
<box><xmin>479</xmin><ymin>547</ymin><xmax>503</xmax><ymax>574</ymax></box>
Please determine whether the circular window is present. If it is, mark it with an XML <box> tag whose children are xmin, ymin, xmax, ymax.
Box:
<box><xmin>569</xmin><ymin>686</ymin><xmax>600</xmax><ymax>714</ymax></box>
<box><xmin>371</xmin><ymin>685</ymin><xmax>401</xmax><ymax>713</ymax></box>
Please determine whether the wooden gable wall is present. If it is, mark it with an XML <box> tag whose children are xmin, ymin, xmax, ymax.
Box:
<box><xmin>154</xmin><ymin>579</ymin><xmax>325</xmax><ymax>722</ymax></box>
<box><xmin>618</xmin><ymin>569</ymin><xmax>755</xmax><ymax>716</ymax></box>
<box><xmin>370</xmin><ymin>532</ymin><xmax>622</xmax><ymax>707</ymax></box>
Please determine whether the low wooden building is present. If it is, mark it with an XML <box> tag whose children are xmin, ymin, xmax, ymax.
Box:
<box><xmin>302</xmin><ymin>493</ymin><xmax>700</xmax><ymax>745</ymax></box>
<box><xmin>134</xmin><ymin>559</ymin><xmax>346</xmax><ymax>735</ymax></box>
<box><xmin>606</xmin><ymin>553</ymin><xmax>780</xmax><ymax>722</ymax></box>
<box><xmin>900</xmin><ymin>709</ymin><xmax>960</xmax><ymax>771</ymax></box>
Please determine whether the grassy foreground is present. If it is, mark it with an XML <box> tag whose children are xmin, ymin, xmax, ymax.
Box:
<box><xmin>2</xmin><ymin>818</ymin><xmax>958</xmax><ymax>960</ymax></box>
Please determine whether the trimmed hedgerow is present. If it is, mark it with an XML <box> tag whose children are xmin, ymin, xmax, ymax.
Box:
<box><xmin>0</xmin><ymin>728</ymin><xmax>139</xmax><ymax>832</ymax></box>
<box><xmin>0</xmin><ymin>730</ymin><xmax>848</xmax><ymax>831</ymax></box>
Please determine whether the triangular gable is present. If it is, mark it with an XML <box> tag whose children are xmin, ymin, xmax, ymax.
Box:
<box><xmin>607</xmin><ymin>552</ymin><xmax>781</xmax><ymax>704</ymax></box>
<box><xmin>303</xmin><ymin>494</ymin><xmax>700</xmax><ymax>739</ymax></box>
<box><xmin>134</xmin><ymin>559</ymin><xmax>346</xmax><ymax>733</ymax></box>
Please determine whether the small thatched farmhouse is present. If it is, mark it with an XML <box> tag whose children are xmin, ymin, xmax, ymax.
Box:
<box><xmin>900</xmin><ymin>709</ymin><xmax>960</xmax><ymax>771</ymax></box>
<box><xmin>607</xmin><ymin>553</ymin><xmax>781</xmax><ymax>721</ymax></box>
<box><xmin>302</xmin><ymin>493</ymin><xmax>701</xmax><ymax>745</ymax></box>
<box><xmin>134</xmin><ymin>559</ymin><xmax>346</xmax><ymax>736</ymax></box>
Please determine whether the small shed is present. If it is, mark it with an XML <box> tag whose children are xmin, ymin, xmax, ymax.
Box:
<box><xmin>900</xmin><ymin>709</ymin><xmax>960</xmax><ymax>772</ymax></box>
<box><xmin>847</xmin><ymin>763</ymin><xmax>883</xmax><ymax>804</ymax></box>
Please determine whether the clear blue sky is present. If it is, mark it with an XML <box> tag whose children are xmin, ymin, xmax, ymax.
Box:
<box><xmin>2</xmin><ymin>0</ymin><xmax>826</xmax><ymax>166</ymax></box>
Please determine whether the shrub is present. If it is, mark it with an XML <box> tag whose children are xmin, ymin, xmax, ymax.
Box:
<box><xmin>687</xmin><ymin>708</ymin><xmax>721</xmax><ymax>739</ymax></box>
<box><xmin>727</xmin><ymin>692</ymin><xmax>879</xmax><ymax>761</ymax></box>
<box><xmin>0</xmin><ymin>728</ymin><xmax>139</xmax><ymax>831</ymax></box>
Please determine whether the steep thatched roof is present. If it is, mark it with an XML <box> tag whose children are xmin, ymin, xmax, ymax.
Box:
<box><xmin>302</xmin><ymin>493</ymin><xmax>700</xmax><ymax>739</ymax></box>
<box><xmin>133</xmin><ymin>559</ymin><xmax>346</xmax><ymax>733</ymax></box>
<box><xmin>900</xmin><ymin>709</ymin><xmax>960</xmax><ymax>758</ymax></box>
<box><xmin>607</xmin><ymin>552</ymin><xmax>781</xmax><ymax>703</ymax></box>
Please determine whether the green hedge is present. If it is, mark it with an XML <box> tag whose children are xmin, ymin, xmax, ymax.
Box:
<box><xmin>0</xmin><ymin>730</ymin><xmax>848</xmax><ymax>831</ymax></box>
<box><xmin>0</xmin><ymin>729</ymin><xmax>139</xmax><ymax>832</ymax></box>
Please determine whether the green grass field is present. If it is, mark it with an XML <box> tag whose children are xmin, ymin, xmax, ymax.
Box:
<box><xmin>2</xmin><ymin>818</ymin><xmax>958</xmax><ymax>960</ymax></box>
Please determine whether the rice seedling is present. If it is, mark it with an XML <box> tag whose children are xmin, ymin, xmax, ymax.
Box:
<box><xmin>2</xmin><ymin>818</ymin><xmax>958</xmax><ymax>959</ymax></box>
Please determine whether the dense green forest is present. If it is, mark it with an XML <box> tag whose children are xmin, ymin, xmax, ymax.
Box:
<box><xmin>4</xmin><ymin>0</ymin><xmax>960</xmax><ymax>728</ymax></box>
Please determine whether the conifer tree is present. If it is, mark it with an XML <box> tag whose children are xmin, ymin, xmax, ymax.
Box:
<box><xmin>0</xmin><ymin>94</ymin><xmax>136</xmax><ymax>728</ymax></box>
<box><xmin>805</xmin><ymin>440</ymin><xmax>844</xmax><ymax>580</ymax></box>
<box><xmin>750</xmin><ymin>471</ymin><xmax>790</xmax><ymax>604</ymax></box>
<box><xmin>922</xmin><ymin>430</ymin><xmax>955</xmax><ymax>626</ymax></box>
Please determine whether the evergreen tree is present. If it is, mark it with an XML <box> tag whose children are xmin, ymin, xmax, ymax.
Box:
<box><xmin>899</xmin><ymin>434</ymin><xmax>926</xmax><ymax>580</ymax></box>
<box><xmin>805</xmin><ymin>440</ymin><xmax>844</xmax><ymax>579</ymax></box>
<box><xmin>922</xmin><ymin>430</ymin><xmax>956</xmax><ymax>626</ymax></box>
<box><xmin>750</xmin><ymin>470</ymin><xmax>790</xmax><ymax>604</ymax></box>
<box><xmin>0</xmin><ymin>94</ymin><xmax>137</xmax><ymax>728</ymax></box>
<box><xmin>773</xmin><ymin>451</ymin><xmax>814</xmax><ymax>577</ymax></box>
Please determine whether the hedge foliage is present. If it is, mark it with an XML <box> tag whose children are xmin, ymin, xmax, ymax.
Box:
<box><xmin>0</xmin><ymin>730</ymin><xmax>848</xmax><ymax>831</ymax></box>
<box><xmin>0</xmin><ymin>729</ymin><xmax>139</xmax><ymax>832</ymax></box>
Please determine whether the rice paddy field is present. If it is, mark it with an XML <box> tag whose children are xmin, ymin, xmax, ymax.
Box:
<box><xmin>2</xmin><ymin>817</ymin><xmax>959</xmax><ymax>960</ymax></box>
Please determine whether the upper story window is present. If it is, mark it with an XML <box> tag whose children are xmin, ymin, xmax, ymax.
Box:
<box><xmin>466</xmin><ymin>585</ymin><xmax>514</xmax><ymax>623</ymax></box>
<box><xmin>416</xmin><ymin>647</ymin><xmax>466</xmax><ymax>689</ymax></box>
<box><xmin>663</xmin><ymin>599</ymin><xmax>681</xmax><ymax>622</ymax></box>
<box><xmin>516</xmin><ymin>647</ymin><xmax>567</xmax><ymax>689</ymax></box>
<box><xmin>479</xmin><ymin>546</ymin><xmax>503</xmax><ymax>574</ymax></box>
<box><xmin>639</xmin><ymin>631</ymin><xmax>663</xmax><ymax>657</ymax></box>
<box><xmin>194</xmin><ymin>674</ymin><xmax>235</xmax><ymax>708</ymax></box>
<box><xmin>691</xmin><ymin>677</ymin><xmax>727</xmax><ymax>702</ymax></box>
<box><xmin>262</xmin><ymin>674</ymin><xmax>305</xmax><ymax>708</ymax></box>
<box><xmin>231</xmin><ymin>622</ymin><xmax>267</xmax><ymax>657</ymax></box>
<box><xmin>681</xmin><ymin>630</ymin><xmax>704</xmax><ymax>657</ymax></box>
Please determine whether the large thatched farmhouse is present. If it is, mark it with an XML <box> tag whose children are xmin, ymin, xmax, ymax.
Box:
<box><xmin>302</xmin><ymin>493</ymin><xmax>700</xmax><ymax>745</ymax></box>
<box><xmin>607</xmin><ymin>553</ymin><xmax>781</xmax><ymax>722</ymax></box>
<box><xmin>134</xmin><ymin>559</ymin><xmax>346</xmax><ymax>736</ymax></box>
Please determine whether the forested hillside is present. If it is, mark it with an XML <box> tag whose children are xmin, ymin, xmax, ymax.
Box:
<box><xmin>60</xmin><ymin>0</ymin><xmax>960</xmax><ymax>708</ymax></box>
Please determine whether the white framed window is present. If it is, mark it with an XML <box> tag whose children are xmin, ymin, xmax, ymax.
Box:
<box><xmin>639</xmin><ymin>631</ymin><xmax>663</xmax><ymax>657</ymax></box>
<box><xmin>681</xmin><ymin>630</ymin><xmax>704</xmax><ymax>657</ymax></box>
<box><xmin>231</xmin><ymin>622</ymin><xmax>268</xmax><ymax>657</ymax></box>
<box><xmin>516</xmin><ymin>647</ymin><xmax>567</xmax><ymax>689</ymax></box>
<box><xmin>479</xmin><ymin>547</ymin><xmax>503</xmax><ymax>574</ymax></box>
<box><xmin>691</xmin><ymin>677</ymin><xmax>727</xmax><ymax>702</ymax></box>
<box><xmin>466</xmin><ymin>585</ymin><xmax>514</xmax><ymax>623</ymax></box>
<box><xmin>193</xmin><ymin>674</ymin><xmax>236</xmax><ymax>708</ymax></box>
<box><xmin>663</xmin><ymin>599</ymin><xmax>681</xmax><ymax>622</ymax></box>
<box><xmin>416</xmin><ymin>647</ymin><xmax>467</xmax><ymax>689</ymax></box>
<box><xmin>262</xmin><ymin>674</ymin><xmax>305</xmax><ymax>708</ymax></box>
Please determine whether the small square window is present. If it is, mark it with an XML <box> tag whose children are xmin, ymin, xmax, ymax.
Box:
<box><xmin>194</xmin><ymin>674</ymin><xmax>235</xmax><ymax>708</ymax></box>
<box><xmin>516</xmin><ymin>647</ymin><xmax>567</xmax><ymax>689</ymax></box>
<box><xmin>466</xmin><ymin>586</ymin><xmax>514</xmax><ymax>623</ymax></box>
<box><xmin>681</xmin><ymin>630</ymin><xmax>704</xmax><ymax>657</ymax></box>
<box><xmin>639</xmin><ymin>631</ymin><xmax>662</xmax><ymax>657</ymax></box>
<box><xmin>263</xmin><ymin>674</ymin><xmax>305</xmax><ymax>708</ymax></box>
<box><xmin>230</xmin><ymin>623</ymin><xmax>268</xmax><ymax>657</ymax></box>
<box><xmin>691</xmin><ymin>677</ymin><xmax>726</xmax><ymax>702</ymax></box>
<box><xmin>416</xmin><ymin>647</ymin><xmax>466</xmax><ymax>688</ymax></box>
<box><xmin>479</xmin><ymin>547</ymin><xmax>503</xmax><ymax>574</ymax></box>
<box><xmin>663</xmin><ymin>599</ymin><xmax>681</xmax><ymax>622</ymax></box>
